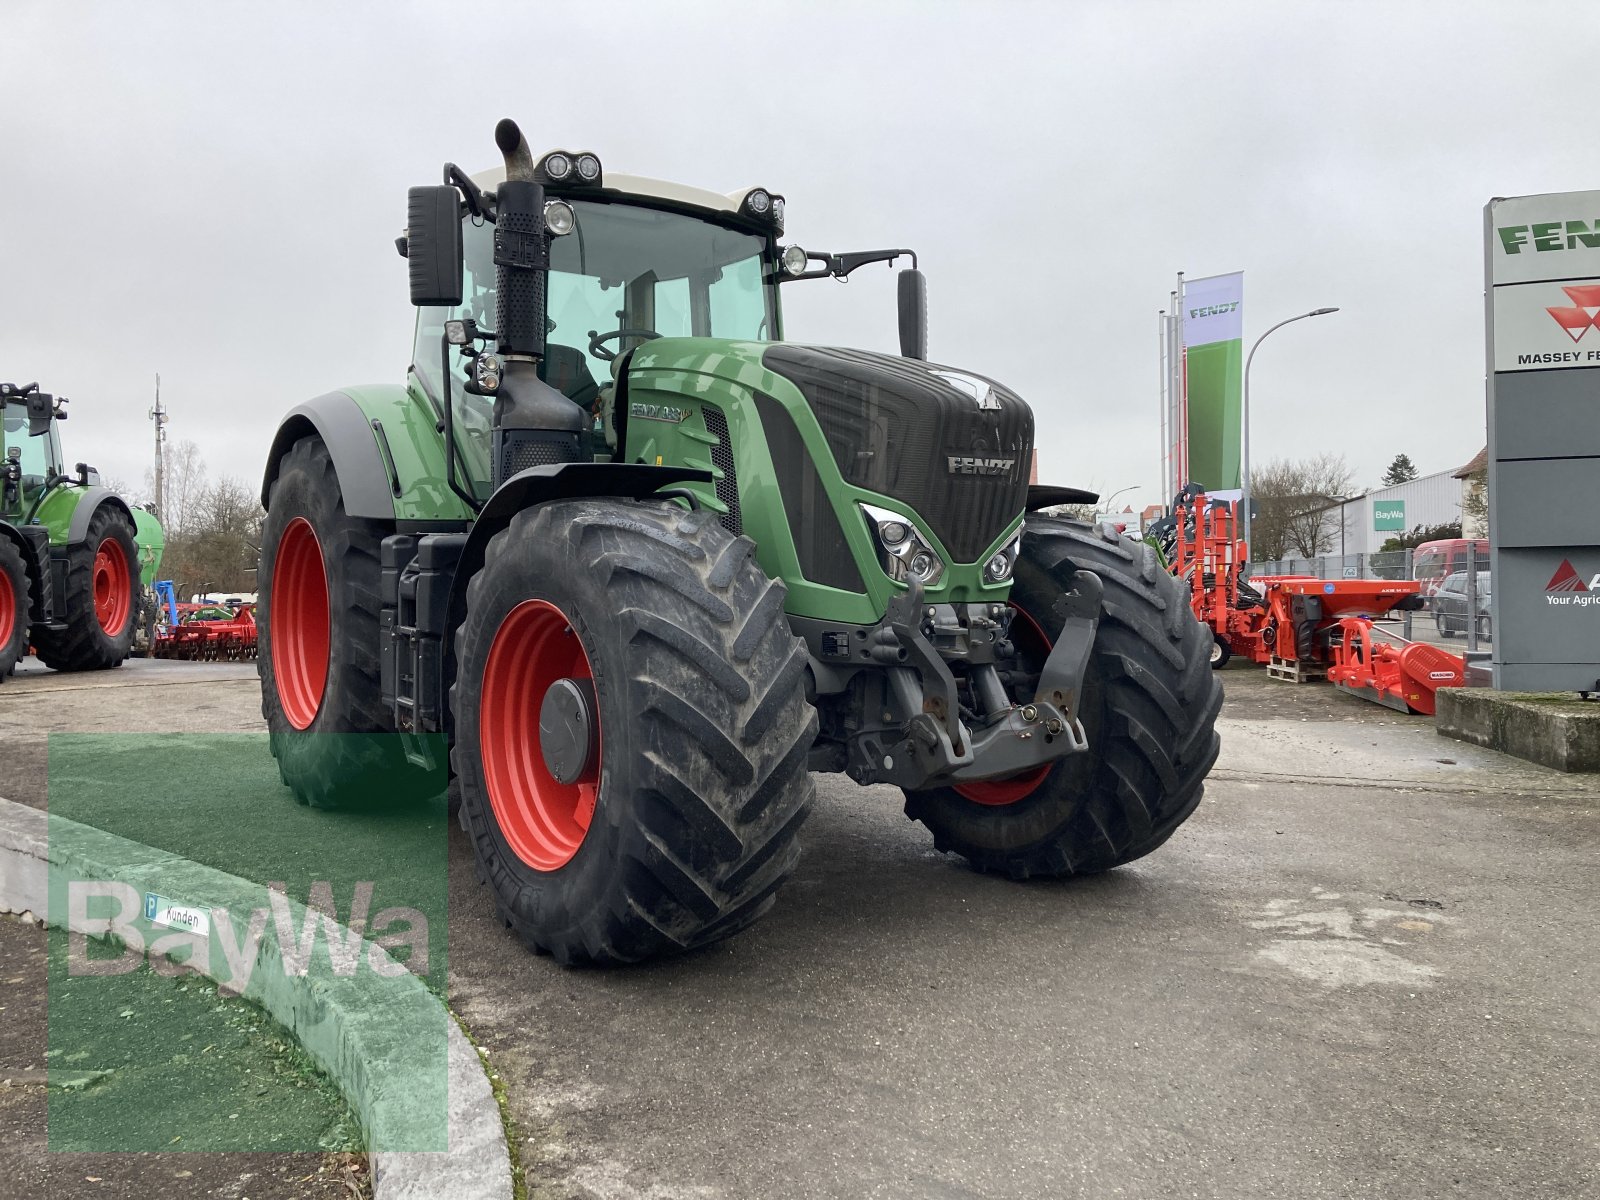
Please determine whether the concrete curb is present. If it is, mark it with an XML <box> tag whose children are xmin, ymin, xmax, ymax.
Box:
<box><xmin>1437</xmin><ymin>689</ymin><xmax>1600</xmax><ymax>773</ymax></box>
<box><xmin>0</xmin><ymin>796</ymin><xmax>511</xmax><ymax>1200</ymax></box>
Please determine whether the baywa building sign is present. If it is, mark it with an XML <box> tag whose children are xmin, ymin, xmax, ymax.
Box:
<box><xmin>1485</xmin><ymin>190</ymin><xmax>1600</xmax><ymax>691</ymax></box>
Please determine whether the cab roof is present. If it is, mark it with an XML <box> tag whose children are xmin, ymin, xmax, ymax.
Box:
<box><xmin>469</xmin><ymin>164</ymin><xmax>758</xmax><ymax>219</ymax></box>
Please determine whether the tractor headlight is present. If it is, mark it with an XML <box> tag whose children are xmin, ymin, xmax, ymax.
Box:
<box><xmin>575</xmin><ymin>153</ymin><xmax>601</xmax><ymax>182</ymax></box>
<box><xmin>542</xmin><ymin>152</ymin><xmax>572</xmax><ymax>181</ymax></box>
<box><xmin>544</xmin><ymin>199</ymin><xmax>576</xmax><ymax>236</ymax></box>
<box><xmin>861</xmin><ymin>503</ymin><xmax>944</xmax><ymax>587</ymax></box>
<box><xmin>781</xmin><ymin>245</ymin><xmax>809</xmax><ymax>276</ymax></box>
<box><xmin>741</xmin><ymin>188</ymin><xmax>785</xmax><ymax>229</ymax></box>
<box><xmin>983</xmin><ymin>535</ymin><xmax>1021</xmax><ymax>584</ymax></box>
<box><xmin>474</xmin><ymin>353</ymin><xmax>502</xmax><ymax>393</ymax></box>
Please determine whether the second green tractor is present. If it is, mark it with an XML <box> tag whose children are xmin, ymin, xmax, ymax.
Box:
<box><xmin>257</xmin><ymin>120</ymin><xmax>1223</xmax><ymax>963</ymax></box>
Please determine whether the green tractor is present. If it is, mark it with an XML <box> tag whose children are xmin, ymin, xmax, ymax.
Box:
<box><xmin>0</xmin><ymin>382</ymin><xmax>163</xmax><ymax>680</ymax></box>
<box><xmin>257</xmin><ymin>120</ymin><xmax>1222</xmax><ymax>964</ymax></box>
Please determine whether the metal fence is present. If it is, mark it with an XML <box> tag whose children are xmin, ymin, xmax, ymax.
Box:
<box><xmin>1250</xmin><ymin>547</ymin><xmax>1493</xmax><ymax>653</ymax></box>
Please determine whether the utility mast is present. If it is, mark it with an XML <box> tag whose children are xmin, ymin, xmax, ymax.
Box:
<box><xmin>148</xmin><ymin>373</ymin><xmax>168</xmax><ymax>518</ymax></box>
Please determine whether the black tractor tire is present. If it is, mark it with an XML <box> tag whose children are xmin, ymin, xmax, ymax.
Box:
<box><xmin>33</xmin><ymin>505</ymin><xmax>139</xmax><ymax>673</ymax></box>
<box><xmin>451</xmin><ymin>499</ymin><xmax>816</xmax><ymax>965</ymax></box>
<box><xmin>258</xmin><ymin>435</ymin><xmax>442</xmax><ymax>810</ymax></box>
<box><xmin>904</xmin><ymin>516</ymin><xmax>1223</xmax><ymax>879</ymax></box>
<box><xmin>1209</xmin><ymin>631</ymin><xmax>1232</xmax><ymax>669</ymax></box>
<box><xmin>0</xmin><ymin>536</ymin><xmax>30</xmax><ymax>680</ymax></box>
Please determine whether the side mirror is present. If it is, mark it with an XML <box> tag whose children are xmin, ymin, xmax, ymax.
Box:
<box><xmin>26</xmin><ymin>391</ymin><xmax>54</xmax><ymax>437</ymax></box>
<box><xmin>897</xmin><ymin>268</ymin><xmax>927</xmax><ymax>360</ymax></box>
<box><xmin>405</xmin><ymin>186</ymin><xmax>464</xmax><ymax>307</ymax></box>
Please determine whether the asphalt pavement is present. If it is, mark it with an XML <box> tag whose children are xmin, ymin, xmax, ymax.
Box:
<box><xmin>3</xmin><ymin>655</ymin><xmax>1598</xmax><ymax>1199</ymax></box>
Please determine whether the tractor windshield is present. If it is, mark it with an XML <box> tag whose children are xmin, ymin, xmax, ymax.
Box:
<box><xmin>413</xmin><ymin>200</ymin><xmax>778</xmax><ymax>498</ymax></box>
<box><xmin>1</xmin><ymin>401</ymin><xmax>63</xmax><ymax>516</ymax></box>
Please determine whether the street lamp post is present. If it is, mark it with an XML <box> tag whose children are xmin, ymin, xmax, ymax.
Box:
<box><xmin>1241</xmin><ymin>306</ymin><xmax>1340</xmax><ymax>560</ymax></box>
<box><xmin>1103</xmin><ymin>484</ymin><xmax>1139</xmax><ymax>510</ymax></box>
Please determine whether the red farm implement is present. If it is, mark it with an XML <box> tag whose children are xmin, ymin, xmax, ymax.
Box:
<box><xmin>1153</xmin><ymin>487</ymin><xmax>1463</xmax><ymax>715</ymax></box>
<box><xmin>152</xmin><ymin>603</ymin><xmax>258</xmax><ymax>661</ymax></box>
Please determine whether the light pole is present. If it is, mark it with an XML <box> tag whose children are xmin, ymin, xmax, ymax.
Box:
<box><xmin>1241</xmin><ymin>306</ymin><xmax>1340</xmax><ymax>559</ymax></box>
<box><xmin>1103</xmin><ymin>484</ymin><xmax>1139</xmax><ymax>510</ymax></box>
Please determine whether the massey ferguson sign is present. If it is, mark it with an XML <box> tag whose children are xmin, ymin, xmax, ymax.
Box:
<box><xmin>1492</xmin><ymin>279</ymin><xmax>1600</xmax><ymax>371</ymax></box>
<box><xmin>1486</xmin><ymin>189</ymin><xmax>1600</xmax><ymax>690</ymax></box>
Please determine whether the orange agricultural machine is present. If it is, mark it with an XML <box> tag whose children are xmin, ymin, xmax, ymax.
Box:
<box><xmin>152</xmin><ymin>602</ymin><xmax>258</xmax><ymax>661</ymax></box>
<box><xmin>1325</xmin><ymin>618</ymin><xmax>1465</xmax><ymax>716</ymax></box>
<box><xmin>1150</xmin><ymin>486</ymin><xmax>1463</xmax><ymax>715</ymax></box>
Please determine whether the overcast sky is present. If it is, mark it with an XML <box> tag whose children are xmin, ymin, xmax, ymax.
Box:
<box><xmin>4</xmin><ymin>1</ymin><xmax>1595</xmax><ymax>514</ymax></box>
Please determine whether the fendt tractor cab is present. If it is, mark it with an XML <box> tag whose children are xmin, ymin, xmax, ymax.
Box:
<box><xmin>0</xmin><ymin>382</ymin><xmax>163</xmax><ymax>680</ymax></box>
<box><xmin>257</xmin><ymin>120</ymin><xmax>1222</xmax><ymax>963</ymax></box>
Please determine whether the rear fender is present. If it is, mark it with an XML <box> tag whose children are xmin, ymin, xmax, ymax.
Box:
<box><xmin>261</xmin><ymin>385</ymin><xmax>476</xmax><ymax>524</ymax></box>
<box><xmin>30</xmin><ymin>485</ymin><xmax>133</xmax><ymax>548</ymax></box>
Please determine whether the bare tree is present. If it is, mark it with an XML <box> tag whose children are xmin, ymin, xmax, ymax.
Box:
<box><xmin>143</xmin><ymin>438</ymin><xmax>206</xmax><ymax>536</ymax></box>
<box><xmin>154</xmin><ymin>466</ymin><xmax>264</xmax><ymax>598</ymax></box>
<box><xmin>1250</xmin><ymin>453</ymin><xmax>1355</xmax><ymax>559</ymax></box>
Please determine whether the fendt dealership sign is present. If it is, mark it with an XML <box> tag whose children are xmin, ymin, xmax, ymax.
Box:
<box><xmin>1485</xmin><ymin>189</ymin><xmax>1600</xmax><ymax>691</ymax></box>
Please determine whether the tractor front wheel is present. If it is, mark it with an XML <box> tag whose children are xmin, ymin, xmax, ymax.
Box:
<box><xmin>0</xmin><ymin>537</ymin><xmax>29</xmax><ymax>680</ymax></box>
<box><xmin>259</xmin><ymin>435</ymin><xmax>442</xmax><ymax>809</ymax></box>
<box><xmin>33</xmin><ymin>506</ymin><xmax>139</xmax><ymax>673</ymax></box>
<box><xmin>451</xmin><ymin>499</ymin><xmax>816</xmax><ymax>965</ymax></box>
<box><xmin>903</xmin><ymin>516</ymin><xmax>1223</xmax><ymax>879</ymax></box>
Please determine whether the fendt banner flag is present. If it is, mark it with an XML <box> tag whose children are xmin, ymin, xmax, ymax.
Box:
<box><xmin>1181</xmin><ymin>272</ymin><xmax>1245</xmax><ymax>492</ymax></box>
<box><xmin>1485</xmin><ymin>189</ymin><xmax>1600</xmax><ymax>691</ymax></box>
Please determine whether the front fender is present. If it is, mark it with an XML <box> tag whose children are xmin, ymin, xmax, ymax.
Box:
<box><xmin>444</xmin><ymin>462</ymin><xmax>712</xmax><ymax>659</ymax></box>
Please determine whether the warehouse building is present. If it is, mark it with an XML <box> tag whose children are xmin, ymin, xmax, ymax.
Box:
<box><xmin>1311</xmin><ymin>460</ymin><xmax>1474</xmax><ymax>556</ymax></box>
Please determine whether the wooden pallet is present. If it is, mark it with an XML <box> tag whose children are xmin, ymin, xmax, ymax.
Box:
<box><xmin>1267</xmin><ymin>655</ymin><xmax>1326</xmax><ymax>684</ymax></box>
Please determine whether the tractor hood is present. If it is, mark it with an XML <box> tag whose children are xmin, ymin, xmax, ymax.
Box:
<box><xmin>757</xmin><ymin>345</ymin><xmax>1034</xmax><ymax>564</ymax></box>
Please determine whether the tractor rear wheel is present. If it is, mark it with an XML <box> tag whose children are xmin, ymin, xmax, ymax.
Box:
<box><xmin>903</xmin><ymin>516</ymin><xmax>1222</xmax><ymax>879</ymax></box>
<box><xmin>451</xmin><ymin>499</ymin><xmax>816</xmax><ymax>965</ymax></box>
<box><xmin>0</xmin><ymin>537</ymin><xmax>29</xmax><ymax>680</ymax></box>
<box><xmin>258</xmin><ymin>435</ymin><xmax>442</xmax><ymax>809</ymax></box>
<box><xmin>33</xmin><ymin>506</ymin><xmax>139</xmax><ymax>673</ymax></box>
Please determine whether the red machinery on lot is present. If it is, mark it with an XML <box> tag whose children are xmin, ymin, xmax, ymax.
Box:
<box><xmin>151</xmin><ymin>603</ymin><xmax>258</xmax><ymax>661</ymax></box>
<box><xmin>1156</xmin><ymin>487</ymin><xmax>1463</xmax><ymax>715</ymax></box>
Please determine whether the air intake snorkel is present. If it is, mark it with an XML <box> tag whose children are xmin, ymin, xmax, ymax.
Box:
<box><xmin>488</xmin><ymin>118</ymin><xmax>588</xmax><ymax>486</ymax></box>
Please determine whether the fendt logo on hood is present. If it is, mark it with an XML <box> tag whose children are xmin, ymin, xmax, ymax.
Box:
<box><xmin>947</xmin><ymin>455</ymin><xmax>1015</xmax><ymax>476</ymax></box>
<box><xmin>1544</xmin><ymin>284</ymin><xmax>1600</xmax><ymax>343</ymax></box>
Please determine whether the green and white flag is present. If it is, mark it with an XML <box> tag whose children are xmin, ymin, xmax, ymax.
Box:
<box><xmin>1181</xmin><ymin>272</ymin><xmax>1244</xmax><ymax>492</ymax></box>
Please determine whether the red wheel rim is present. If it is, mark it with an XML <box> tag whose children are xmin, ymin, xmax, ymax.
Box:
<box><xmin>271</xmin><ymin>517</ymin><xmax>330</xmax><ymax>730</ymax></box>
<box><xmin>0</xmin><ymin>561</ymin><xmax>15</xmax><ymax>648</ymax></box>
<box><xmin>955</xmin><ymin>603</ymin><xmax>1054</xmax><ymax>806</ymax></box>
<box><xmin>479</xmin><ymin>599</ymin><xmax>601</xmax><ymax>872</ymax></box>
<box><xmin>92</xmin><ymin>537</ymin><xmax>132</xmax><ymax>637</ymax></box>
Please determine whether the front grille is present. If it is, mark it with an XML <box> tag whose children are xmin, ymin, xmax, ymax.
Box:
<box><xmin>762</xmin><ymin>346</ymin><xmax>1032</xmax><ymax>562</ymax></box>
<box><xmin>702</xmin><ymin>407</ymin><xmax>742</xmax><ymax>536</ymax></box>
<box><xmin>753</xmin><ymin>391</ymin><xmax>865</xmax><ymax>593</ymax></box>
